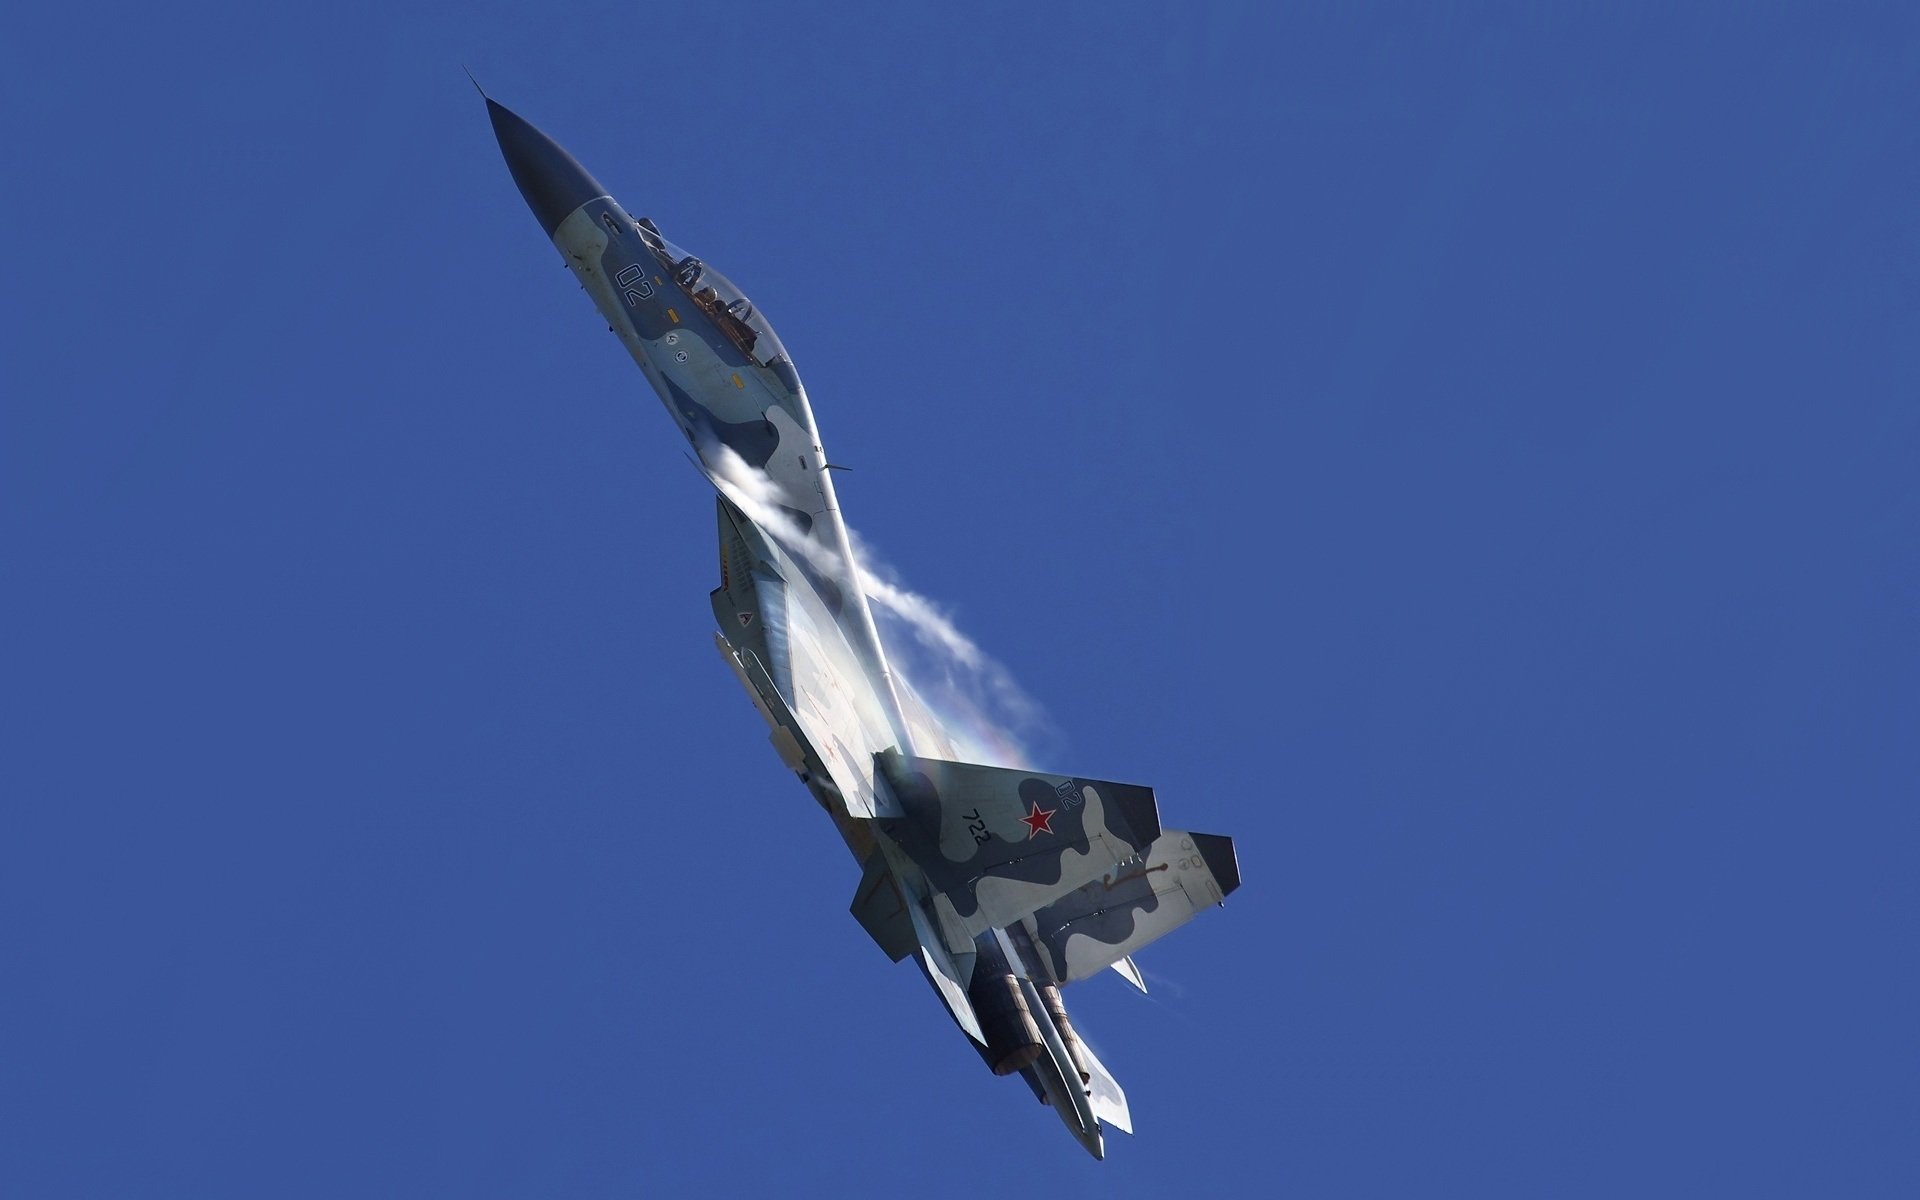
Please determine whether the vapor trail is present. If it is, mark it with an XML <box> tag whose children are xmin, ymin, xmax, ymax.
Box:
<box><xmin>705</xmin><ymin>446</ymin><xmax>1052</xmax><ymax>767</ymax></box>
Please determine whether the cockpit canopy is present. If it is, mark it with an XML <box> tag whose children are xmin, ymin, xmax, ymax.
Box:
<box><xmin>635</xmin><ymin>217</ymin><xmax>799</xmax><ymax>393</ymax></box>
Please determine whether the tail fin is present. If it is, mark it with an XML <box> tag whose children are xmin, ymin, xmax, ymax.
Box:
<box><xmin>1021</xmin><ymin>830</ymin><xmax>1240</xmax><ymax>985</ymax></box>
<box><xmin>874</xmin><ymin>751</ymin><xmax>1161</xmax><ymax>937</ymax></box>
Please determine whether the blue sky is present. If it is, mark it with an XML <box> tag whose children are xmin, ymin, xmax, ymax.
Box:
<box><xmin>4</xmin><ymin>3</ymin><xmax>1916</xmax><ymax>1195</ymax></box>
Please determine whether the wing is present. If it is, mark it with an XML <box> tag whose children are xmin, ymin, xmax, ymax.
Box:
<box><xmin>874</xmin><ymin>751</ymin><xmax>1162</xmax><ymax>938</ymax></box>
<box><xmin>1019</xmin><ymin>830</ymin><xmax>1240</xmax><ymax>986</ymax></box>
<box><xmin>711</xmin><ymin>496</ymin><xmax>902</xmax><ymax>819</ymax></box>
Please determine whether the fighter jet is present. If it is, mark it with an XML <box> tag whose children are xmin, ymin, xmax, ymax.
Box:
<box><xmin>482</xmin><ymin>93</ymin><xmax>1240</xmax><ymax>1158</ymax></box>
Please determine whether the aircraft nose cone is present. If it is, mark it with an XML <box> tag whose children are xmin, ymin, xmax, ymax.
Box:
<box><xmin>485</xmin><ymin>98</ymin><xmax>609</xmax><ymax>236</ymax></box>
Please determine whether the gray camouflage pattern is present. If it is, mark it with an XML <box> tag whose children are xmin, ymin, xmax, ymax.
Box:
<box><xmin>874</xmin><ymin>752</ymin><xmax>1161</xmax><ymax>935</ymax></box>
<box><xmin>484</xmin><ymin>93</ymin><xmax>1239</xmax><ymax>1159</ymax></box>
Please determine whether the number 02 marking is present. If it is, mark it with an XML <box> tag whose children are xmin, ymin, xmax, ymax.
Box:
<box><xmin>615</xmin><ymin>263</ymin><xmax>655</xmax><ymax>305</ymax></box>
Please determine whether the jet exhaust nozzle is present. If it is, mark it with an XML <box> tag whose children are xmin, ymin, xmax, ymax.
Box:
<box><xmin>969</xmin><ymin>973</ymin><xmax>1045</xmax><ymax>1076</ymax></box>
<box><xmin>1037</xmin><ymin>983</ymin><xmax>1093</xmax><ymax>1084</ymax></box>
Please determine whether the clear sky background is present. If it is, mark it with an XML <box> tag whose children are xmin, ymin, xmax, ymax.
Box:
<box><xmin>4</xmin><ymin>3</ymin><xmax>1916</xmax><ymax>1196</ymax></box>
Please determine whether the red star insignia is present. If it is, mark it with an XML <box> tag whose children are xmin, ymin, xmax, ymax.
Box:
<box><xmin>1020</xmin><ymin>801</ymin><xmax>1056</xmax><ymax>839</ymax></box>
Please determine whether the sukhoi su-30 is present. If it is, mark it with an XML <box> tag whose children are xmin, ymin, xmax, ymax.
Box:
<box><xmin>483</xmin><ymin>92</ymin><xmax>1240</xmax><ymax>1159</ymax></box>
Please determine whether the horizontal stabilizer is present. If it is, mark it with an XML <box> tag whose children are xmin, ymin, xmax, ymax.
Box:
<box><xmin>1023</xmin><ymin>830</ymin><xmax>1240</xmax><ymax>986</ymax></box>
<box><xmin>1079</xmin><ymin>1035</ymin><xmax>1132</xmax><ymax>1134</ymax></box>
<box><xmin>874</xmin><ymin>751</ymin><xmax>1162</xmax><ymax>937</ymax></box>
<box><xmin>905</xmin><ymin>877</ymin><xmax>982</xmax><ymax>1044</ymax></box>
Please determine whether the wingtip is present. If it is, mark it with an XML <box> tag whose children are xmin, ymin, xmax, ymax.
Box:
<box><xmin>1189</xmin><ymin>832</ymin><xmax>1240</xmax><ymax>897</ymax></box>
<box><xmin>1101</xmin><ymin>781</ymin><xmax>1161</xmax><ymax>850</ymax></box>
